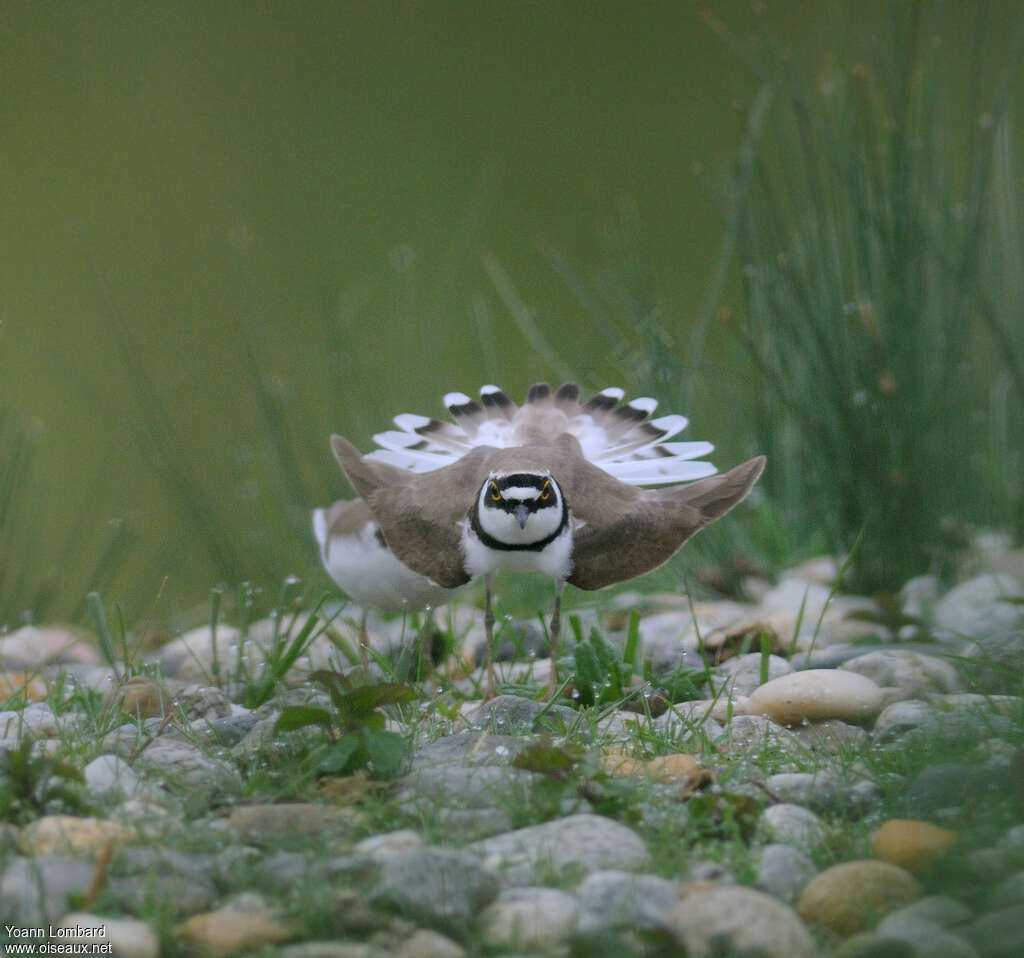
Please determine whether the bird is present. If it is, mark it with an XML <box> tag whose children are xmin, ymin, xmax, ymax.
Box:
<box><xmin>314</xmin><ymin>381</ymin><xmax>716</xmax><ymax>672</ymax></box>
<box><xmin>322</xmin><ymin>382</ymin><xmax>765</xmax><ymax>699</ymax></box>
<box><xmin>312</xmin><ymin>497</ymin><xmax>464</xmax><ymax>671</ymax></box>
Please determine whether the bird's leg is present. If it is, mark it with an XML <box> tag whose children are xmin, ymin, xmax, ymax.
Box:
<box><xmin>547</xmin><ymin>580</ymin><xmax>565</xmax><ymax>697</ymax></box>
<box><xmin>358</xmin><ymin>608</ymin><xmax>370</xmax><ymax>673</ymax></box>
<box><xmin>483</xmin><ymin>573</ymin><xmax>497</xmax><ymax>701</ymax></box>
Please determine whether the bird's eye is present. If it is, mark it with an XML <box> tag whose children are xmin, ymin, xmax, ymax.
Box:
<box><xmin>540</xmin><ymin>481</ymin><xmax>551</xmax><ymax>501</ymax></box>
<box><xmin>489</xmin><ymin>481</ymin><xmax>502</xmax><ymax>501</ymax></box>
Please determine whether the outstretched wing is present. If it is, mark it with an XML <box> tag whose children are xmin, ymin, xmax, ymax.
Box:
<box><xmin>565</xmin><ymin>453</ymin><xmax>766</xmax><ymax>591</ymax></box>
<box><xmin>330</xmin><ymin>435</ymin><xmax>494</xmax><ymax>589</ymax></box>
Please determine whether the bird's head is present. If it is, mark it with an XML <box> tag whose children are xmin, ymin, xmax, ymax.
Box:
<box><xmin>474</xmin><ymin>471</ymin><xmax>567</xmax><ymax>547</ymax></box>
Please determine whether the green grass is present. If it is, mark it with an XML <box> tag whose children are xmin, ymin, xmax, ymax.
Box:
<box><xmin>711</xmin><ymin>3</ymin><xmax>1024</xmax><ymax>592</ymax></box>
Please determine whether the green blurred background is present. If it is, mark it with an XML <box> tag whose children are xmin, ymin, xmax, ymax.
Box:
<box><xmin>2</xmin><ymin>1</ymin><xmax>1022</xmax><ymax>626</ymax></box>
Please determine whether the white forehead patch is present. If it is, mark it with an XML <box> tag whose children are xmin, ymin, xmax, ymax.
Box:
<box><xmin>502</xmin><ymin>485</ymin><xmax>543</xmax><ymax>502</ymax></box>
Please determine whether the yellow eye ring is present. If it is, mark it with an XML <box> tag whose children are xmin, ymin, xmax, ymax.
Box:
<box><xmin>490</xmin><ymin>481</ymin><xmax>502</xmax><ymax>501</ymax></box>
<box><xmin>540</xmin><ymin>480</ymin><xmax>551</xmax><ymax>501</ymax></box>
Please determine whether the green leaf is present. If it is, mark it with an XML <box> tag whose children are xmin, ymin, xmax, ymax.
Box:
<box><xmin>309</xmin><ymin>669</ymin><xmax>353</xmax><ymax>709</ymax></box>
<box><xmin>512</xmin><ymin>739</ymin><xmax>585</xmax><ymax>780</ymax></box>
<box><xmin>274</xmin><ymin>705</ymin><xmax>334</xmax><ymax>732</ymax></box>
<box><xmin>319</xmin><ymin>733</ymin><xmax>363</xmax><ymax>773</ymax></box>
<box><xmin>574</xmin><ymin>642</ymin><xmax>601</xmax><ymax>707</ymax></box>
<box><xmin>361</xmin><ymin>727</ymin><xmax>407</xmax><ymax>776</ymax></box>
<box><xmin>623</xmin><ymin>610</ymin><xmax>641</xmax><ymax>673</ymax></box>
<box><xmin>341</xmin><ymin>682</ymin><xmax>416</xmax><ymax>719</ymax></box>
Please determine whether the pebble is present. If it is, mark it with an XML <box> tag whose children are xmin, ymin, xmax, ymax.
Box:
<box><xmin>874</xmin><ymin>915</ymin><xmax>979</xmax><ymax>957</ymax></box>
<box><xmin>281</xmin><ymin>945</ymin><xmax>374</xmax><ymax>958</ymax></box>
<box><xmin>790</xmin><ymin>718</ymin><xmax>870</xmax><ymax>752</ymax></box>
<box><xmin>472</xmin><ymin>813</ymin><xmax>651</xmax><ymax>884</ymax></box>
<box><xmin>356</xmin><ymin>829</ymin><xmax>425</xmax><ymax>860</ymax></box>
<box><xmin>755</xmin><ymin>844</ymin><xmax>817</xmax><ymax>903</ymax></box>
<box><xmin>827</xmin><ymin>933</ymin><xmax>916</xmax><ymax>957</ymax></box>
<box><xmin>0</xmin><ymin>701</ymin><xmax>60</xmax><ymax>740</ymax></box>
<box><xmin>872</xmin><ymin>819</ymin><xmax>957</xmax><ymax>875</ymax></box>
<box><xmin>395</xmin><ymin>929</ymin><xmax>467</xmax><ymax>958</ymax></box>
<box><xmin>882</xmin><ymin>895</ymin><xmax>973</xmax><ymax>928</ymax></box>
<box><xmin>83</xmin><ymin>753</ymin><xmax>147</xmax><ymax>799</ymax></box>
<box><xmin>873</xmin><ymin>700</ymin><xmax>936</xmax><ymax>741</ymax></box>
<box><xmin>963</xmin><ymin>630</ymin><xmax>1024</xmax><ymax>691</ymax></box>
<box><xmin>904</xmin><ymin>762</ymin><xmax>1003</xmax><ymax>814</ymax></box>
<box><xmin>658</xmin><ymin>697</ymin><xmax>733</xmax><ymax>726</ymax></box>
<box><xmin>963</xmin><ymin>904</ymin><xmax>1024</xmax><ymax>958</ymax></box>
<box><xmin>600</xmin><ymin>749</ymin><xmax>707</xmax><ymax>787</ymax></box>
<box><xmin>668</xmin><ymin>883</ymin><xmax>815</xmax><ymax>957</ymax></box>
<box><xmin>174</xmin><ymin>893</ymin><xmax>294</xmax><ymax>956</ymax></box>
<box><xmin>989</xmin><ymin>870</ymin><xmax>1024</xmax><ymax>910</ymax></box>
<box><xmin>0</xmin><ymin>855</ymin><xmax>97</xmax><ymax>924</ymax></box>
<box><xmin>745</xmin><ymin>669</ymin><xmax>885</xmax><ymax>725</ymax></box>
<box><xmin>932</xmin><ymin>573</ymin><xmax>1024</xmax><ymax>638</ymax></box>
<box><xmin>118</xmin><ymin>736</ymin><xmax>243</xmax><ymax>799</ymax></box>
<box><xmin>0</xmin><ymin>624</ymin><xmax>99</xmax><ymax>668</ymax></box>
<box><xmin>0</xmin><ymin>671</ymin><xmax>47</xmax><ymax>701</ymax></box>
<box><xmin>464</xmin><ymin>694</ymin><xmax>578</xmax><ymax>734</ymax></box>
<box><xmin>156</xmin><ymin>623</ymin><xmax>257</xmax><ymax>682</ymax></box>
<box><xmin>411</xmin><ymin>730</ymin><xmax>527</xmax><ymax>768</ymax></box>
<box><xmin>766</xmin><ymin>771</ymin><xmax>842</xmax><ymax>810</ymax></box>
<box><xmin>394</xmin><ymin>763</ymin><xmax>543</xmax><ymax>828</ymax></box>
<box><xmin>574</xmin><ymin>869</ymin><xmax>680</xmax><ymax>934</ymax></box>
<box><xmin>479</xmin><ymin>886</ymin><xmax>580</xmax><ymax>950</ymax></box>
<box><xmin>19</xmin><ymin>815</ymin><xmax>138</xmax><ymax>857</ymax></box>
<box><xmin>761</xmin><ymin>803</ymin><xmax>826</xmax><ymax>849</ymax></box>
<box><xmin>798</xmin><ymin>860</ymin><xmax>922</xmax><ymax>934</ymax></box>
<box><xmin>57</xmin><ymin>914</ymin><xmax>159</xmax><ymax>958</ymax></box>
<box><xmin>839</xmin><ymin>650</ymin><xmax>960</xmax><ymax>697</ymax></box>
<box><xmin>368</xmin><ymin>846</ymin><xmax>500</xmax><ymax>927</ymax></box>
<box><xmin>110</xmin><ymin>675</ymin><xmax>172</xmax><ymax>719</ymax></box>
<box><xmin>711</xmin><ymin>652</ymin><xmax>793</xmax><ymax>697</ymax></box>
<box><xmin>719</xmin><ymin>714</ymin><xmax>805</xmax><ymax>753</ymax></box>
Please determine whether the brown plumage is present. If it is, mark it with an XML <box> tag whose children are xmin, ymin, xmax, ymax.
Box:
<box><xmin>331</xmin><ymin>433</ymin><xmax>764</xmax><ymax>591</ymax></box>
<box><xmin>329</xmin><ymin>431</ymin><xmax>764</xmax><ymax>696</ymax></box>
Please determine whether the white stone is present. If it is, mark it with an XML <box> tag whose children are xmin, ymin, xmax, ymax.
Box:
<box><xmin>873</xmin><ymin>700</ymin><xmax>936</xmax><ymax>741</ymax></box>
<box><xmin>355</xmin><ymin>830</ymin><xmax>424</xmax><ymax>859</ymax></box>
<box><xmin>479</xmin><ymin>887</ymin><xmax>580</xmax><ymax>949</ymax></box>
<box><xmin>840</xmin><ymin>650</ymin><xmax>960</xmax><ymax>697</ymax></box>
<box><xmin>58</xmin><ymin>914</ymin><xmax>159</xmax><ymax>958</ymax></box>
<box><xmin>0</xmin><ymin>625</ymin><xmax>99</xmax><ymax>668</ymax></box>
<box><xmin>395</xmin><ymin>929</ymin><xmax>466</xmax><ymax>958</ymax></box>
<box><xmin>711</xmin><ymin>653</ymin><xmax>793</xmax><ymax>697</ymax></box>
<box><xmin>668</xmin><ymin>884</ymin><xmax>815</xmax><ymax>958</ymax></box>
<box><xmin>756</xmin><ymin>844</ymin><xmax>817</xmax><ymax>903</ymax></box>
<box><xmin>83</xmin><ymin>754</ymin><xmax>146</xmax><ymax>799</ymax></box>
<box><xmin>744</xmin><ymin>669</ymin><xmax>885</xmax><ymax>726</ymax></box>
<box><xmin>875</xmin><ymin>915</ymin><xmax>979</xmax><ymax>958</ymax></box>
<box><xmin>761</xmin><ymin>804</ymin><xmax>826</xmax><ymax>850</ymax></box>
<box><xmin>932</xmin><ymin>573</ymin><xmax>1024</xmax><ymax>639</ymax></box>
<box><xmin>0</xmin><ymin>702</ymin><xmax>59</xmax><ymax>740</ymax></box>
<box><xmin>901</xmin><ymin>575</ymin><xmax>942</xmax><ymax>619</ymax></box>
<box><xmin>471</xmin><ymin>813</ymin><xmax>650</xmax><ymax>883</ymax></box>
<box><xmin>575</xmin><ymin>869</ymin><xmax>680</xmax><ymax>934</ymax></box>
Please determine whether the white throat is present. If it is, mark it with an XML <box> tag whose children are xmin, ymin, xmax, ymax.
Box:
<box><xmin>460</xmin><ymin>473</ymin><xmax>574</xmax><ymax>580</ymax></box>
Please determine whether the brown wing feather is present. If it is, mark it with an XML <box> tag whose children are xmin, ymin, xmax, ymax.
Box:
<box><xmin>330</xmin><ymin>435</ymin><xmax>493</xmax><ymax>588</ymax></box>
<box><xmin>566</xmin><ymin>453</ymin><xmax>766</xmax><ymax>591</ymax></box>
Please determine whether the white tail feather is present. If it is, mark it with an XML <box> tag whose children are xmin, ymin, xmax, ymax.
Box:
<box><xmin>372</xmin><ymin>384</ymin><xmax>716</xmax><ymax>486</ymax></box>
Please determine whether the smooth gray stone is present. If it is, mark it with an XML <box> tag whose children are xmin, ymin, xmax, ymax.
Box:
<box><xmin>1</xmin><ymin>855</ymin><xmax>96</xmax><ymax>925</ymax></box>
<box><xmin>369</xmin><ymin>846</ymin><xmax>500</xmax><ymax>928</ymax></box>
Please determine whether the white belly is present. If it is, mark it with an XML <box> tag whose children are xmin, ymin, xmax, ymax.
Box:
<box><xmin>460</xmin><ymin>521</ymin><xmax>574</xmax><ymax>581</ymax></box>
<box><xmin>323</xmin><ymin>523</ymin><xmax>457</xmax><ymax>613</ymax></box>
